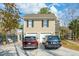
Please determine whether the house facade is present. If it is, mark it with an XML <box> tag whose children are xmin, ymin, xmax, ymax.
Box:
<box><xmin>23</xmin><ymin>14</ymin><xmax>59</xmax><ymax>43</ymax></box>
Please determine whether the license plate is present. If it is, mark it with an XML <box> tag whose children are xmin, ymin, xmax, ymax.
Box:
<box><xmin>28</xmin><ymin>43</ymin><xmax>31</xmax><ymax>44</ymax></box>
<box><xmin>53</xmin><ymin>42</ymin><xmax>57</xmax><ymax>44</ymax></box>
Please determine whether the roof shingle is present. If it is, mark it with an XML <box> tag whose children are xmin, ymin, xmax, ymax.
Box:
<box><xmin>24</xmin><ymin>14</ymin><xmax>57</xmax><ymax>20</ymax></box>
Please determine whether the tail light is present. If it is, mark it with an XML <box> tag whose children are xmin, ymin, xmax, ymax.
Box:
<box><xmin>32</xmin><ymin>40</ymin><xmax>38</xmax><ymax>44</ymax></box>
<box><xmin>22</xmin><ymin>41</ymin><xmax>28</xmax><ymax>45</ymax></box>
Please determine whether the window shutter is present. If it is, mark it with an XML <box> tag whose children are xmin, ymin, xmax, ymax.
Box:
<box><xmin>32</xmin><ymin>20</ymin><xmax>34</xmax><ymax>27</ymax></box>
<box><xmin>42</xmin><ymin>20</ymin><xmax>43</xmax><ymax>27</ymax></box>
<box><xmin>27</xmin><ymin>20</ymin><xmax>28</xmax><ymax>27</ymax></box>
<box><xmin>47</xmin><ymin>20</ymin><xmax>49</xmax><ymax>27</ymax></box>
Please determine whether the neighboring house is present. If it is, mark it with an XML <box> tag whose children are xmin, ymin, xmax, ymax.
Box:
<box><xmin>23</xmin><ymin>14</ymin><xmax>59</xmax><ymax>43</ymax></box>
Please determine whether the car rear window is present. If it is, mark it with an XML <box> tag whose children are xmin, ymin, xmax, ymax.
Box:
<box><xmin>48</xmin><ymin>36</ymin><xmax>60</xmax><ymax>41</ymax></box>
<box><xmin>24</xmin><ymin>36</ymin><xmax>36</xmax><ymax>40</ymax></box>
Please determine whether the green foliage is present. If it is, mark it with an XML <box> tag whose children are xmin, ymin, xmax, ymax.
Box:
<box><xmin>0</xmin><ymin>3</ymin><xmax>20</xmax><ymax>33</ymax></box>
<box><xmin>60</xmin><ymin>27</ymin><xmax>70</xmax><ymax>40</ymax></box>
<box><xmin>19</xmin><ymin>24</ymin><xmax>23</xmax><ymax>29</ymax></box>
<box><xmin>68</xmin><ymin>19</ymin><xmax>79</xmax><ymax>40</ymax></box>
<box><xmin>2</xmin><ymin>33</ymin><xmax>6</xmax><ymax>42</ymax></box>
<box><xmin>39</xmin><ymin>7</ymin><xmax>51</xmax><ymax>14</ymax></box>
<box><xmin>0</xmin><ymin>3</ymin><xmax>20</xmax><ymax>43</ymax></box>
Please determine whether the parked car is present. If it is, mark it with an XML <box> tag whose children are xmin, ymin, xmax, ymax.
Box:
<box><xmin>22</xmin><ymin>36</ymin><xmax>38</xmax><ymax>49</ymax></box>
<box><xmin>0</xmin><ymin>36</ymin><xmax>2</xmax><ymax>44</ymax></box>
<box><xmin>44</xmin><ymin>35</ymin><xmax>61</xmax><ymax>49</ymax></box>
<box><xmin>7</xmin><ymin>38</ymin><xmax>13</xmax><ymax>43</ymax></box>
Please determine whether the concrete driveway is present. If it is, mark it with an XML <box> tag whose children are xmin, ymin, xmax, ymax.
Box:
<box><xmin>15</xmin><ymin>42</ymin><xmax>79</xmax><ymax>56</ymax></box>
<box><xmin>0</xmin><ymin>41</ymin><xmax>79</xmax><ymax>56</ymax></box>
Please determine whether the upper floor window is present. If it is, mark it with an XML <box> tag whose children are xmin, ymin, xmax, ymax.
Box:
<box><xmin>42</xmin><ymin>20</ymin><xmax>49</xmax><ymax>28</ymax></box>
<box><xmin>27</xmin><ymin>20</ymin><xmax>34</xmax><ymax>28</ymax></box>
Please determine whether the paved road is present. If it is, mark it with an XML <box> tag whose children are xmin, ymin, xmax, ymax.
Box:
<box><xmin>15</xmin><ymin>43</ymin><xmax>79</xmax><ymax>56</ymax></box>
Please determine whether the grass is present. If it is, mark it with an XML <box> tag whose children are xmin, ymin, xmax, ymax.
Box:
<box><xmin>61</xmin><ymin>40</ymin><xmax>79</xmax><ymax>51</ymax></box>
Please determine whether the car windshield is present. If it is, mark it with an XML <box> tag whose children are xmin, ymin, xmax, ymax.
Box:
<box><xmin>24</xmin><ymin>36</ymin><xmax>36</xmax><ymax>40</ymax></box>
<box><xmin>47</xmin><ymin>36</ymin><xmax>60</xmax><ymax>41</ymax></box>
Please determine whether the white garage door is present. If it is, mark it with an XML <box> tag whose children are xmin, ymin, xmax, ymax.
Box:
<box><xmin>40</xmin><ymin>33</ymin><xmax>52</xmax><ymax>43</ymax></box>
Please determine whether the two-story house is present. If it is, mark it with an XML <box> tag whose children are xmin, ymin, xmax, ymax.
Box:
<box><xmin>23</xmin><ymin>14</ymin><xmax>59</xmax><ymax>43</ymax></box>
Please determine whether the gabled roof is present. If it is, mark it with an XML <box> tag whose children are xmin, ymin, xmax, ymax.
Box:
<box><xmin>23</xmin><ymin>14</ymin><xmax>57</xmax><ymax>20</ymax></box>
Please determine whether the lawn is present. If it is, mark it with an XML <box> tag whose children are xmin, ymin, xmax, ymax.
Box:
<box><xmin>61</xmin><ymin>40</ymin><xmax>79</xmax><ymax>51</ymax></box>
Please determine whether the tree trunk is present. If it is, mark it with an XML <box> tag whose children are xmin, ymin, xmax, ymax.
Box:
<box><xmin>2</xmin><ymin>33</ymin><xmax>7</xmax><ymax>45</ymax></box>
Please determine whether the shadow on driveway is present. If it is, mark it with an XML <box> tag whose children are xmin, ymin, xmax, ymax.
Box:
<box><xmin>0</xmin><ymin>49</ymin><xmax>16</xmax><ymax>56</ymax></box>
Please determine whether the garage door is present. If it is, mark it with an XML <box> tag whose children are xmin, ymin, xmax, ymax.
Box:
<box><xmin>40</xmin><ymin>33</ymin><xmax>52</xmax><ymax>43</ymax></box>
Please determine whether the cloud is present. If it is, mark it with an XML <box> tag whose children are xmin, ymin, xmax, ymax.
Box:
<box><xmin>45</xmin><ymin>3</ymin><xmax>58</xmax><ymax>13</ymax></box>
<box><xmin>16</xmin><ymin>3</ymin><xmax>59</xmax><ymax>25</ymax></box>
<box><xmin>16</xmin><ymin>3</ymin><xmax>79</xmax><ymax>27</ymax></box>
<box><xmin>16</xmin><ymin>3</ymin><xmax>47</xmax><ymax>14</ymax></box>
<box><xmin>53</xmin><ymin>3</ymin><xmax>61</xmax><ymax>7</ymax></box>
<box><xmin>16</xmin><ymin>3</ymin><xmax>58</xmax><ymax>15</ymax></box>
<box><xmin>50</xmin><ymin>5</ymin><xmax>58</xmax><ymax>14</ymax></box>
<box><xmin>0</xmin><ymin>3</ymin><xmax>5</xmax><ymax>9</ymax></box>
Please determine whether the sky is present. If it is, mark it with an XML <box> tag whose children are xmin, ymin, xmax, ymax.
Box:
<box><xmin>0</xmin><ymin>3</ymin><xmax>79</xmax><ymax>27</ymax></box>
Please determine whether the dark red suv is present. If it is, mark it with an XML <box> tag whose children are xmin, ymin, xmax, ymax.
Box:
<box><xmin>22</xmin><ymin>36</ymin><xmax>38</xmax><ymax>49</ymax></box>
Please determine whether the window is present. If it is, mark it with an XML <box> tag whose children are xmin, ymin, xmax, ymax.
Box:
<box><xmin>27</xmin><ymin>20</ymin><xmax>34</xmax><ymax>27</ymax></box>
<box><xmin>25</xmin><ymin>36</ymin><xmax>36</xmax><ymax>40</ymax></box>
<box><xmin>42</xmin><ymin>20</ymin><xmax>49</xmax><ymax>27</ymax></box>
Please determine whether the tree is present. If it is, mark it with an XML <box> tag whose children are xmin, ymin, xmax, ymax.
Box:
<box><xmin>68</xmin><ymin>18</ymin><xmax>79</xmax><ymax>40</ymax></box>
<box><xmin>0</xmin><ymin>3</ymin><xmax>20</xmax><ymax>44</ymax></box>
<box><xmin>59</xmin><ymin>8</ymin><xmax>77</xmax><ymax>27</ymax></box>
<box><xmin>58</xmin><ymin>8</ymin><xmax>79</xmax><ymax>40</ymax></box>
<box><xmin>60</xmin><ymin>26</ymin><xmax>70</xmax><ymax>40</ymax></box>
<box><xmin>39</xmin><ymin>7</ymin><xmax>52</xmax><ymax>14</ymax></box>
<box><xmin>19</xmin><ymin>24</ymin><xmax>23</xmax><ymax>29</ymax></box>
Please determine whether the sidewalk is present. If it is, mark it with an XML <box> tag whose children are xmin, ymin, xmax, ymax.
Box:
<box><xmin>0</xmin><ymin>43</ymin><xmax>17</xmax><ymax>56</ymax></box>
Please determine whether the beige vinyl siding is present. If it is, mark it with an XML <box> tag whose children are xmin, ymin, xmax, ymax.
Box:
<box><xmin>24</xmin><ymin>20</ymin><xmax>55</xmax><ymax>35</ymax></box>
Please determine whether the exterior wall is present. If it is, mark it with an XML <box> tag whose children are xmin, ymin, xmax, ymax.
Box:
<box><xmin>55</xmin><ymin>20</ymin><xmax>60</xmax><ymax>35</ymax></box>
<box><xmin>23</xmin><ymin>20</ymin><xmax>56</xmax><ymax>35</ymax></box>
